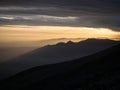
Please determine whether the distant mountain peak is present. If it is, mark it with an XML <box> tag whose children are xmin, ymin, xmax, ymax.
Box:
<box><xmin>66</xmin><ymin>41</ymin><xmax>74</xmax><ymax>44</ymax></box>
<box><xmin>53</xmin><ymin>38</ymin><xmax>117</xmax><ymax>47</ymax></box>
<box><xmin>85</xmin><ymin>38</ymin><xmax>115</xmax><ymax>41</ymax></box>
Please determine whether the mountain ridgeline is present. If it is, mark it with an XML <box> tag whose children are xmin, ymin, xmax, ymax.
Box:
<box><xmin>0</xmin><ymin>39</ymin><xmax>119</xmax><ymax>80</ymax></box>
<box><xmin>0</xmin><ymin>39</ymin><xmax>120</xmax><ymax>89</ymax></box>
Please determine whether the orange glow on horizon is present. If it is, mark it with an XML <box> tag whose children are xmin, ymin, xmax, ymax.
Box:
<box><xmin>0</xmin><ymin>25</ymin><xmax>120</xmax><ymax>43</ymax></box>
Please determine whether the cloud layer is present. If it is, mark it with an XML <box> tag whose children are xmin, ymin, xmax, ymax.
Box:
<box><xmin>0</xmin><ymin>0</ymin><xmax>120</xmax><ymax>31</ymax></box>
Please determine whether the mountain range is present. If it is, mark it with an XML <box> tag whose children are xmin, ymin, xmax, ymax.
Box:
<box><xmin>0</xmin><ymin>38</ymin><xmax>84</xmax><ymax>63</ymax></box>
<box><xmin>0</xmin><ymin>39</ymin><xmax>119</xmax><ymax>80</ymax></box>
<box><xmin>0</xmin><ymin>40</ymin><xmax>120</xmax><ymax>89</ymax></box>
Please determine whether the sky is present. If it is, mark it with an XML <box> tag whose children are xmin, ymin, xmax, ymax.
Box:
<box><xmin>0</xmin><ymin>0</ymin><xmax>120</xmax><ymax>46</ymax></box>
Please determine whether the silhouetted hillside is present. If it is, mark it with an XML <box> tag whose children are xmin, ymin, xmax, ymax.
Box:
<box><xmin>0</xmin><ymin>38</ymin><xmax>84</xmax><ymax>63</ymax></box>
<box><xmin>0</xmin><ymin>43</ymin><xmax>120</xmax><ymax>90</ymax></box>
<box><xmin>0</xmin><ymin>39</ymin><xmax>119</xmax><ymax>80</ymax></box>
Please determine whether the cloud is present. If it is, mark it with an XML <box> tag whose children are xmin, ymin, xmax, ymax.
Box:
<box><xmin>0</xmin><ymin>0</ymin><xmax>120</xmax><ymax>31</ymax></box>
<box><xmin>0</xmin><ymin>15</ymin><xmax>79</xmax><ymax>26</ymax></box>
<box><xmin>0</xmin><ymin>0</ymin><xmax>120</xmax><ymax>15</ymax></box>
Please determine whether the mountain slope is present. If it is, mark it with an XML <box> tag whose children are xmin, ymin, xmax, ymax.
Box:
<box><xmin>0</xmin><ymin>38</ymin><xmax>84</xmax><ymax>63</ymax></box>
<box><xmin>0</xmin><ymin>39</ymin><xmax>119</xmax><ymax>80</ymax></box>
<box><xmin>0</xmin><ymin>43</ymin><xmax>120</xmax><ymax>89</ymax></box>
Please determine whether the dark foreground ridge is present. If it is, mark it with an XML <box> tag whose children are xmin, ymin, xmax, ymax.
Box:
<box><xmin>0</xmin><ymin>38</ymin><xmax>119</xmax><ymax>80</ymax></box>
<box><xmin>0</xmin><ymin>43</ymin><xmax>120</xmax><ymax>90</ymax></box>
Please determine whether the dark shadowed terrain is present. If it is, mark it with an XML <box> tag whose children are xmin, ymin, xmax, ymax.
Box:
<box><xmin>0</xmin><ymin>39</ymin><xmax>119</xmax><ymax>80</ymax></box>
<box><xmin>0</xmin><ymin>38</ymin><xmax>83</xmax><ymax>63</ymax></box>
<box><xmin>0</xmin><ymin>41</ymin><xmax>120</xmax><ymax>89</ymax></box>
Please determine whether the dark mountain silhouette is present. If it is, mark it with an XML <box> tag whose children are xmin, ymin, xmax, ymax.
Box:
<box><xmin>0</xmin><ymin>39</ymin><xmax>119</xmax><ymax>80</ymax></box>
<box><xmin>0</xmin><ymin>38</ymin><xmax>84</xmax><ymax>63</ymax></box>
<box><xmin>0</xmin><ymin>42</ymin><xmax>120</xmax><ymax>89</ymax></box>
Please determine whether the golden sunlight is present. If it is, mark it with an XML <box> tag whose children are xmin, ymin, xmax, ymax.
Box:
<box><xmin>0</xmin><ymin>25</ymin><xmax>120</xmax><ymax>43</ymax></box>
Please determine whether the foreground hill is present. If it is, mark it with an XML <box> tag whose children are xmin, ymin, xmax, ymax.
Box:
<box><xmin>0</xmin><ymin>43</ymin><xmax>120</xmax><ymax>89</ymax></box>
<box><xmin>0</xmin><ymin>39</ymin><xmax>119</xmax><ymax>80</ymax></box>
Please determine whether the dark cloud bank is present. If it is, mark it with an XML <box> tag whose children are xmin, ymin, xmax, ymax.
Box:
<box><xmin>0</xmin><ymin>0</ymin><xmax>120</xmax><ymax>31</ymax></box>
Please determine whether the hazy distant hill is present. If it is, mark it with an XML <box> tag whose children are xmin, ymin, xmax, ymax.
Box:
<box><xmin>0</xmin><ymin>38</ymin><xmax>84</xmax><ymax>63</ymax></box>
<box><xmin>0</xmin><ymin>39</ymin><xmax>119</xmax><ymax>80</ymax></box>
<box><xmin>0</xmin><ymin>42</ymin><xmax>120</xmax><ymax>89</ymax></box>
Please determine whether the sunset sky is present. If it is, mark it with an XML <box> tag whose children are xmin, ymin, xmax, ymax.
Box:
<box><xmin>0</xmin><ymin>26</ymin><xmax>120</xmax><ymax>43</ymax></box>
<box><xmin>0</xmin><ymin>0</ymin><xmax>120</xmax><ymax>46</ymax></box>
<box><xmin>1</xmin><ymin>0</ymin><xmax>120</xmax><ymax>84</ymax></box>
